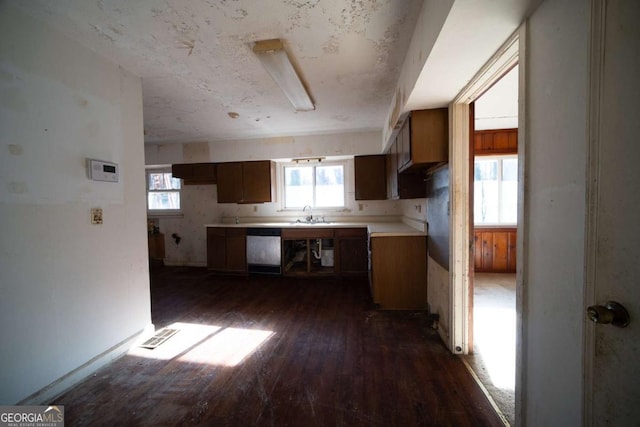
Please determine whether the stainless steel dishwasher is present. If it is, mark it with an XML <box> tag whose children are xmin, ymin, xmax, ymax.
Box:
<box><xmin>246</xmin><ymin>228</ymin><xmax>282</xmax><ymax>275</ymax></box>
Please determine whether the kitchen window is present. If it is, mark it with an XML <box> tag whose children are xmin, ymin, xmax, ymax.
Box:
<box><xmin>474</xmin><ymin>155</ymin><xmax>517</xmax><ymax>225</ymax></box>
<box><xmin>282</xmin><ymin>162</ymin><xmax>345</xmax><ymax>209</ymax></box>
<box><xmin>146</xmin><ymin>168</ymin><xmax>181</xmax><ymax>213</ymax></box>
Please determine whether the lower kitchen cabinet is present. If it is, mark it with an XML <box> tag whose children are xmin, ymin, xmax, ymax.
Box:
<box><xmin>207</xmin><ymin>227</ymin><xmax>247</xmax><ymax>273</ymax></box>
<box><xmin>370</xmin><ymin>235</ymin><xmax>428</xmax><ymax>309</ymax></box>
<box><xmin>335</xmin><ymin>228</ymin><xmax>368</xmax><ymax>276</ymax></box>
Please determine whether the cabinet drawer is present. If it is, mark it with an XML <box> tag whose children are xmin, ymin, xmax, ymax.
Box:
<box><xmin>334</xmin><ymin>227</ymin><xmax>367</xmax><ymax>238</ymax></box>
<box><xmin>282</xmin><ymin>228</ymin><xmax>334</xmax><ymax>239</ymax></box>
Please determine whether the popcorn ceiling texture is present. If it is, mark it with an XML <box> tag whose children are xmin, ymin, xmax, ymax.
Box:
<box><xmin>14</xmin><ymin>0</ymin><xmax>423</xmax><ymax>144</ymax></box>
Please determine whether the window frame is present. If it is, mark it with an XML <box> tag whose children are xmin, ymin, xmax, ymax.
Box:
<box><xmin>146</xmin><ymin>167</ymin><xmax>182</xmax><ymax>216</ymax></box>
<box><xmin>473</xmin><ymin>154</ymin><xmax>518</xmax><ymax>226</ymax></box>
<box><xmin>279</xmin><ymin>160</ymin><xmax>347</xmax><ymax>211</ymax></box>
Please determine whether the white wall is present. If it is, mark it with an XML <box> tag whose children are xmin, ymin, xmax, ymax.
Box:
<box><xmin>145</xmin><ymin>136</ymin><xmax>426</xmax><ymax>266</ymax></box>
<box><xmin>0</xmin><ymin>5</ymin><xmax>151</xmax><ymax>404</ymax></box>
<box><xmin>522</xmin><ymin>0</ymin><xmax>588</xmax><ymax>424</ymax></box>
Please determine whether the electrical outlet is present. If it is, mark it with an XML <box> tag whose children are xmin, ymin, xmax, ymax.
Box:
<box><xmin>91</xmin><ymin>208</ymin><xmax>103</xmax><ymax>225</ymax></box>
<box><xmin>358</xmin><ymin>203</ymin><xmax>363</xmax><ymax>211</ymax></box>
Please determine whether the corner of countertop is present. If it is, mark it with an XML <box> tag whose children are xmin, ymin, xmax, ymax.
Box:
<box><xmin>402</xmin><ymin>216</ymin><xmax>428</xmax><ymax>233</ymax></box>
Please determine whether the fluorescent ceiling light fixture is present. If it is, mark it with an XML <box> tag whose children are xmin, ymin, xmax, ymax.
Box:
<box><xmin>253</xmin><ymin>39</ymin><xmax>315</xmax><ymax>112</ymax></box>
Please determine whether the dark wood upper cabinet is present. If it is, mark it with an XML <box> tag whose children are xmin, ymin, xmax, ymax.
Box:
<box><xmin>398</xmin><ymin>172</ymin><xmax>426</xmax><ymax>199</ymax></box>
<box><xmin>386</xmin><ymin>137</ymin><xmax>426</xmax><ymax>200</ymax></box>
<box><xmin>216</xmin><ymin>162</ymin><xmax>244</xmax><ymax>203</ymax></box>
<box><xmin>386</xmin><ymin>140</ymin><xmax>399</xmax><ymax>199</ymax></box>
<box><xmin>242</xmin><ymin>161</ymin><xmax>274</xmax><ymax>203</ymax></box>
<box><xmin>216</xmin><ymin>160</ymin><xmax>275</xmax><ymax>204</ymax></box>
<box><xmin>354</xmin><ymin>155</ymin><xmax>387</xmax><ymax>200</ymax></box>
<box><xmin>398</xmin><ymin>108</ymin><xmax>448</xmax><ymax>172</ymax></box>
<box><xmin>171</xmin><ymin>163</ymin><xmax>217</xmax><ymax>185</ymax></box>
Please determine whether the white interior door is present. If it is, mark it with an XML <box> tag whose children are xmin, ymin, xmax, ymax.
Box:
<box><xmin>585</xmin><ymin>0</ymin><xmax>640</xmax><ymax>424</ymax></box>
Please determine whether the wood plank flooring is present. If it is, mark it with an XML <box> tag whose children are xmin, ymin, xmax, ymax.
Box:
<box><xmin>55</xmin><ymin>267</ymin><xmax>503</xmax><ymax>426</ymax></box>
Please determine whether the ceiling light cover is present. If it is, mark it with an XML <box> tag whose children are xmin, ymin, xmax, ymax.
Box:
<box><xmin>253</xmin><ymin>39</ymin><xmax>314</xmax><ymax>112</ymax></box>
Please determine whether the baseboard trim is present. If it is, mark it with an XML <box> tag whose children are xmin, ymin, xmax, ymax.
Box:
<box><xmin>17</xmin><ymin>323</ymin><xmax>155</xmax><ymax>405</ymax></box>
<box><xmin>461</xmin><ymin>357</ymin><xmax>510</xmax><ymax>427</ymax></box>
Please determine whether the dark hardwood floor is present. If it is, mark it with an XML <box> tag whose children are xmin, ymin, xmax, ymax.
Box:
<box><xmin>56</xmin><ymin>267</ymin><xmax>502</xmax><ymax>426</ymax></box>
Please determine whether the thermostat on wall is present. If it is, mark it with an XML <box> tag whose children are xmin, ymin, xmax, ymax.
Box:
<box><xmin>87</xmin><ymin>159</ymin><xmax>119</xmax><ymax>182</ymax></box>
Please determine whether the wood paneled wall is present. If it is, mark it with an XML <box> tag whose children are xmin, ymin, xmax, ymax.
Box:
<box><xmin>474</xmin><ymin>228</ymin><xmax>516</xmax><ymax>273</ymax></box>
<box><xmin>474</xmin><ymin>128</ymin><xmax>517</xmax><ymax>155</ymax></box>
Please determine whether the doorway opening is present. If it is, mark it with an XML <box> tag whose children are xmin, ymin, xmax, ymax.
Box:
<box><xmin>465</xmin><ymin>64</ymin><xmax>519</xmax><ymax>425</ymax></box>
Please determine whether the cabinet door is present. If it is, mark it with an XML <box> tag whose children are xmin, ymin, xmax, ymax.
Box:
<box><xmin>387</xmin><ymin>140</ymin><xmax>399</xmax><ymax>199</ymax></box>
<box><xmin>187</xmin><ymin>163</ymin><xmax>216</xmax><ymax>185</ymax></box>
<box><xmin>242</xmin><ymin>161</ymin><xmax>273</xmax><ymax>203</ymax></box>
<box><xmin>398</xmin><ymin>172</ymin><xmax>426</xmax><ymax>199</ymax></box>
<box><xmin>355</xmin><ymin>155</ymin><xmax>386</xmax><ymax>200</ymax></box>
<box><xmin>207</xmin><ymin>228</ymin><xmax>227</xmax><ymax>270</ymax></box>
<box><xmin>225</xmin><ymin>228</ymin><xmax>247</xmax><ymax>272</ymax></box>
<box><xmin>217</xmin><ymin>162</ymin><xmax>244</xmax><ymax>203</ymax></box>
<box><xmin>336</xmin><ymin>228</ymin><xmax>368</xmax><ymax>275</ymax></box>
<box><xmin>401</xmin><ymin>117</ymin><xmax>412</xmax><ymax>167</ymax></box>
<box><xmin>171</xmin><ymin>163</ymin><xmax>193</xmax><ymax>178</ymax></box>
<box><xmin>400</xmin><ymin>108</ymin><xmax>448</xmax><ymax>171</ymax></box>
<box><xmin>370</xmin><ymin>236</ymin><xmax>427</xmax><ymax>309</ymax></box>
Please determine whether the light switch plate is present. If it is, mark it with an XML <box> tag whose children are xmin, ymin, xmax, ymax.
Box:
<box><xmin>91</xmin><ymin>208</ymin><xmax>103</xmax><ymax>225</ymax></box>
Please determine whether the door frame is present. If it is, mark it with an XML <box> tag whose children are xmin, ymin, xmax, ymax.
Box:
<box><xmin>583</xmin><ymin>0</ymin><xmax>605</xmax><ymax>424</ymax></box>
<box><xmin>449</xmin><ymin>23</ymin><xmax>526</xmax><ymax>420</ymax></box>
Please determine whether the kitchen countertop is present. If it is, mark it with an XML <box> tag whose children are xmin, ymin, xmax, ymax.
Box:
<box><xmin>204</xmin><ymin>221</ymin><xmax>427</xmax><ymax>237</ymax></box>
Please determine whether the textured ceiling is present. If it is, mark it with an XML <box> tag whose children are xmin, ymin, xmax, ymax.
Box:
<box><xmin>14</xmin><ymin>0</ymin><xmax>423</xmax><ymax>143</ymax></box>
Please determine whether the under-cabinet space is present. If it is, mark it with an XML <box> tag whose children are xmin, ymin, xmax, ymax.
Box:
<box><xmin>283</xmin><ymin>237</ymin><xmax>335</xmax><ymax>276</ymax></box>
<box><xmin>282</xmin><ymin>228</ymin><xmax>335</xmax><ymax>276</ymax></box>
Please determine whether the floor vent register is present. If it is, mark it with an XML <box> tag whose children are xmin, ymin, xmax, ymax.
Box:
<box><xmin>140</xmin><ymin>328</ymin><xmax>179</xmax><ymax>349</ymax></box>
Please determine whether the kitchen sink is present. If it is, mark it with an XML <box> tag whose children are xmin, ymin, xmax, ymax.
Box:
<box><xmin>290</xmin><ymin>220</ymin><xmax>333</xmax><ymax>226</ymax></box>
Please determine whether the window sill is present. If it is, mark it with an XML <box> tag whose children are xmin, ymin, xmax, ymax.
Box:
<box><xmin>148</xmin><ymin>211</ymin><xmax>184</xmax><ymax>219</ymax></box>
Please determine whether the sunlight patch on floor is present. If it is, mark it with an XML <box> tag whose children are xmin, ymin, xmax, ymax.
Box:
<box><xmin>129</xmin><ymin>322</ymin><xmax>274</xmax><ymax>366</ymax></box>
<box><xmin>474</xmin><ymin>306</ymin><xmax>516</xmax><ymax>390</ymax></box>
<box><xmin>179</xmin><ymin>327</ymin><xmax>274</xmax><ymax>367</ymax></box>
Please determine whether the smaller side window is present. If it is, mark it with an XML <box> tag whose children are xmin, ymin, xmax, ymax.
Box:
<box><xmin>146</xmin><ymin>168</ymin><xmax>181</xmax><ymax>213</ymax></box>
<box><xmin>474</xmin><ymin>155</ymin><xmax>518</xmax><ymax>225</ymax></box>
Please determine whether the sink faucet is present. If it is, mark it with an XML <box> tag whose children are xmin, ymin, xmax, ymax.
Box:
<box><xmin>302</xmin><ymin>205</ymin><xmax>313</xmax><ymax>223</ymax></box>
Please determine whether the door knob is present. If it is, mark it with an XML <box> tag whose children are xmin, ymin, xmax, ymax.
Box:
<box><xmin>587</xmin><ymin>301</ymin><xmax>630</xmax><ymax>328</ymax></box>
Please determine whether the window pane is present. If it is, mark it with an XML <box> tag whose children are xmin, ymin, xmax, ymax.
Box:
<box><xmin>284</xmin><ymin>166</ymin><xmax>313</xmax><ymax>208</ymax></box>
<box><xmin>474</xmin><ymin>159</ymin><xmax>499</xmax><ymax>224</ymax></box>
<box><xmin>315</xmin><ymin>165</ymin><xmax>344</xmax><ymax>207</ymax></box>
<box><xmin>148</xmin><ymin>173</ymin><xmax>181</xmax><ymax>190</ymax></box>
<box><xmin>500</xmin><ymin>158</ymin><xmax>518</xmax><ymax>223</ymax></box>
<box><xmin>148</xmin><ymin>191</ymin><xmax>180</xmax><ymax>210</ymax></box>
